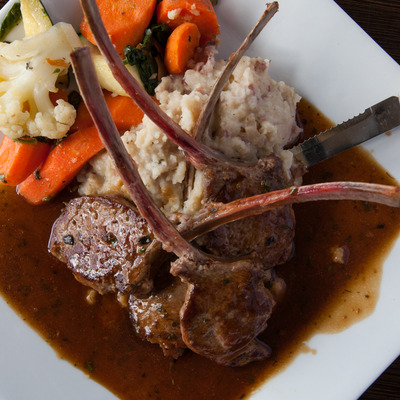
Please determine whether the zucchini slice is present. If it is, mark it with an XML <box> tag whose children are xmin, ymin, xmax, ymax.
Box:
<box><xmin>20</xmin><ymin>0</ymin><xmax>52</xmax><ymax>36</ymax></box>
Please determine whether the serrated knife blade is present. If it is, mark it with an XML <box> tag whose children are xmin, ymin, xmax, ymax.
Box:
<box><xmin>289</xmin><ymin>96</ymin><xmax>400</xmax><ymax>168</ymax></box>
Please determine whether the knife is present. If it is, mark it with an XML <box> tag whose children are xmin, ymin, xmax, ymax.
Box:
<box><xmin>289</xmin><ymin>96</ymin><xmax>400</xmax><ymax>168</ymax></box>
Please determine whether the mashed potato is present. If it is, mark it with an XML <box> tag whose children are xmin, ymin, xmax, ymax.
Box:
<box><xmin>77</xmin><ymin>47</ymin><xmax>301</xmax><ymax>214</ymax></box>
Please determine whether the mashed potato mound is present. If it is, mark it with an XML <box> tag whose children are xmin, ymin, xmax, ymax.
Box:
<box><xmin>77</xmin><ymin>47</ymin><xmax>302</xmax><ymax>214</ymax></box>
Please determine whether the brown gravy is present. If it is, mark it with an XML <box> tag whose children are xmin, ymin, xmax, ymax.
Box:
<box><xmin>0</xmin><ymin>99</ymin><xmax>399</xmax><ymax>399</ymax></box>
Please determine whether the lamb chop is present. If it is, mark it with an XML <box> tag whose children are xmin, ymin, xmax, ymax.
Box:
<box><xmin>49</xmin><ymin>181</ymin><xmax>399</xmax><ymax>295</ymax></box>
<box><xmin>69</xmin><ymin>44</ymin><xmax>400</xmax><ymax>365</ymax></box>
<box><xmin>70</xmin><ymin>46</ymin><xmax>278</xmax><ymax>365</ymax></box>
<box><xmin>50</xmin><ymin>0</ymin><xmax>295</xmax><ymax>297</ymax></box>
<box><xmin>79</xmin><ymin>0</ymin><xmax>300</xmax><ymax>270</ymax></box>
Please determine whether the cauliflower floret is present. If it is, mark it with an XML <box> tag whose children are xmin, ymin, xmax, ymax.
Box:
<box><xmin>0</xmin><ymin>22</ymin><xmax>82</xmax><ymax>140</ymax></box>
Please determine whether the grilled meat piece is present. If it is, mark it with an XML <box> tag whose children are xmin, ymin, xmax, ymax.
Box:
<box><xmin>129</xmin><ymin>277</ymin><xmax>187</xmax><ymax>358</ymax></box>
<box><xmin>197</xmin><ymin>155</ymin><xmax>295</xmax><ymax>267</ymax></box>
<box><xmin>171</xmin><ymin>254</ymin><xmax>276</xmax><ymax>366</ymax></box>
<box><xmin>49</xmin><ymin>196</ymin><xmax>166</xmax><ymax>295</ymax></box>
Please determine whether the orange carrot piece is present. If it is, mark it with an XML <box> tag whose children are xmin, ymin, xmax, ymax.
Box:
<box><xmin>71</xmin><ymin>91</ymin><xmax>144</xmax><ymax>132</ymax></box>
<box><xmin>156</xmin><ymin>0</ymin><xmax>220</xmax><ymax>43</ymax></box>
<box><xmin>80</xmin><ymin>0</ymin><xmax>157</xmax><ymax>56</ymax></box>
<box><xmin>70</xmin><ymin>100</ymin><xmax>93</xmax><ymax>132</ymax></box>
<box><xmin>164</xmin><ymin>22</ymin><xmax>201</xmax><ymax>75</ymax></box>
<box><xmin>103</xmin><ymin>91</ymin><xmax>145</xmax><ymax>131</ymax></box>
<box><xmin>18</xmin><ymin>126</ymin><xmax>104</xmax><ymax>205</ymax></box>
<box><xmin>0</xmin><ymin>136</ymin><xmax>51</xmax><ymax>186</ymax></box>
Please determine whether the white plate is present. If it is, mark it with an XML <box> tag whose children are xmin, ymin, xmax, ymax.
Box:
<box><xmin>0</xmin><ymin>0</ymin><xmax>399</xmax><ymax>399</ymax></box>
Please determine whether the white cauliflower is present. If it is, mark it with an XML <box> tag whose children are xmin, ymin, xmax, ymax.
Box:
<box><xmin>0</xmin><ymin>22</ymin><xmax>82</xmax><ymax>140</ymax></box>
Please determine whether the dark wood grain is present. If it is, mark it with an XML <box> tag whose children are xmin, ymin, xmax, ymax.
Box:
<box><xmin>0</xmin><ymin>0</ymin><xmax>398</xmax><ymax>399</ymax></box>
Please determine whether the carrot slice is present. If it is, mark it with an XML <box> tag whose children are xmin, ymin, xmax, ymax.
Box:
<box><xmin>164</xmin><ymin>22</ymin><xmax>201</xmax><ymax>75</ymax></box>
<box><xmin>18</xmin><ymin>126</ymin><xmax>103</xmax><ymax>205</ymax></box>
<box><xmin>80</xmin><ymin>0</ymin><xmax>157</xmax><ymax>56</ymax></box>
<box><xmin>71</xmin><ymin>91</ymin><xmax>144</xmax><ymax>132</ymax></box>
<box><xmin>156</xmin><ymin>0</ymin><xmax>219</xmax><ymax>43</ymax></box>
<box><xmin>18</xmin><ymin>92</ymin><xmax>144</xmax><ymax>205</ymax></box>
<box><xmin>0</xmin><ymin>136</ymin><xmax>50</xmax><ymax>186</ymax></box>
<box><xmin>105</xmin><ymin>92</ymin><xmax>145</xmax><ymax>131</ymax></box>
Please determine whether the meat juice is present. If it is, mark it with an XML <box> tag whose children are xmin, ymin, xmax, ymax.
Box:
<box><xmin>0</xmin><ymin>99</ymin><xmax>399</xmax><ymax>399</ymax></box>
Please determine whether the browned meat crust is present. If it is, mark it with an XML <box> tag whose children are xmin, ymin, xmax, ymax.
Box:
<box><xmin>49</xmin><ymin>196</ymin><xmax>165</xmax><ymax>295</ymax></box>
<box><xmin>129</xmin><ymin>277</ymin><xmax>187</xmax><ymax>358</ymax></box>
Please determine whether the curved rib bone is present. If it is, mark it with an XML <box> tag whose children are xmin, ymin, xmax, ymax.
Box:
<box><xmin>192</xmin><ymin>2</ymin><xmax>279</xmax><ymax>142</ymax></box>
<box><xmin>79</xmin><ymin>0</ymin><xmax>298</xmax><ymax>260</ymax></box>
<box><xmin>49</xmin><ymin>181</ymin><xmax>399</xmax><ymax>296</ymax></box>
<box><xmin>79</xmin><ymin>0</ymin><xmax>228</xmax><ymax>170</ymax></box>
<box><xmin>71</xmin><ymin>46</ymin><xmax>278</xmax><ymax>365</ymax></box>
<box><xmin>185</xmin><ymin>182</ymin><xmax>400</xmax><ymax>240</ymax></box>
<box><xmin>71</xmin><ymin>46</ymin><xmax>193</xmax><ymax>258</ymax></box>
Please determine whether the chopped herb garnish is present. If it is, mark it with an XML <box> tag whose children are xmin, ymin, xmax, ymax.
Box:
<box><xmin>53</xmin><ymin>68</ymin><xmax>61</xmax><ymax>74</ymax></box>
<box><xmin>13</xmin><ymin>137</ymin><xmax>37</xmax><ymax>145</ymax></box>
<box><xmin>361</xmin><ymin>201</ymin><xmax>372</xmax><ymax>212</ymax></box>
<box><xmin>138</xmin><ymin>235</ymin><xmax>151</xmax><ymax>245</ymax></box>
<box><xmin>0</xmin><ymin>174</ymin><xmax>7</xmax><ymax>184</ymax></box>
<box><xmin>85</xmin><ymin>361</ymin><xmax>94</xmax><ymax>373</ymax></box>
<box><xmin>34</xmin><ymin>170</ymin><xmax>42</xmax><ymax>181</ymax></box>
<box><xmin>265</xmin><ymin>236</ymin><xmax>275</xmax><ymax>246</ymax></box>
<box><xmin>223</xmin><ymin>279</ymin><xmax>231</xmax><ymax>285</ymax></box>
<box><xmin>103</xmin><ymin>232</ymin><xmax>118</xmax><ymax>248</ymax></box>
<box><xmin>42</xmin><ymin>195</ymin><xmax>52</xmax><ymax>202</ymax></box>
<box><xmin>62</xmin><ymin>235</ymin><xmax>75</xmax><ymax>245</ymax></box>
<box><xmin>344</xmin><ymin>235</ymin><xmax>352</xmax><ymax>242</ymax></box>
<box><xmin>261</xmin><ymin>180</ymin><xmax>272</xmax><ymax>192</ymax></box>
<box><xmin>289</xmin><ymin>186</ymin><xmax>298</xmax><ymax>195</ymax></box>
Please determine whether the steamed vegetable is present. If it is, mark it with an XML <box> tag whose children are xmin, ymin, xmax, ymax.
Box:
<box><xmin>0</xmin><ymin>135</ymin><xmax>50</xmax><ymax>186</ymax></box>
<box><xmin>164</xmin><ymin>22</ymin><xmax>200</xmax><ymax>75</ymax></box>
<box><xmin>80</xmin><ymin>0</ymin><xmax>158</xmax><ymax>55</ymax></box>
<box><xmin>18</xmin><ymin>91</ymin><xmax>144</xmax><ymax>204</ymax></box>
<box><xmin>124</xmin><ymin>23</ymin><xmax>171</xmax><ymax>95</ymax></box>
<box><xmin>20</xmin><ymin>0</ymin><xmax>52</xmax><ymax>36</ymax></box>
<box><xmin>17</xmin><ymin>125</ymin><xmax>104</xmax><ymax>204</ymax></box>
<box><xmin>0</xmin><ymin>22</ymin><xmax>82</xmax><ymax>140</ymax></box>
<box><xmin>79</xmin><ymin>36</ymin><xmax>144</xmax><ymax>96</ymax></box>
<box><xmin>156</xmin><ymin>0</ymin><xmax>219</xmax><ymax>43</ymax></box>
<box><xmin>71</xmin><ymin>90</ymin><xmax>144</xmax><ymax>132</ymax></box>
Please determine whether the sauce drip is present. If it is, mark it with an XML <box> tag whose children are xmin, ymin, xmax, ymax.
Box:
<box><xmin>0</xmin><ymin>99</ymin><xmax>399</xmax><ymax>399</ymax></box>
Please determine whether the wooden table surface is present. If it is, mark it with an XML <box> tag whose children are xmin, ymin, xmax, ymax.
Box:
<box><xmin>0</xmin><ymin>0</ymin><xmax>399</xmax><ymax>399</ymax></box>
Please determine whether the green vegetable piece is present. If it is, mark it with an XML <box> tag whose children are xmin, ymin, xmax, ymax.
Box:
<box><xmin>124</xmin><ymin>23</ymin><xmax>171</xmax><ymax>96</ymax></box>
<box><xmin>124</xmin><ymin>45</ymin><xmax>159</xmax><ymax>96</ymax></box>
<box><xmin>0</xmin><ymin>3</ymin><xmax>22</xmax><ymax>42</ymax></box>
